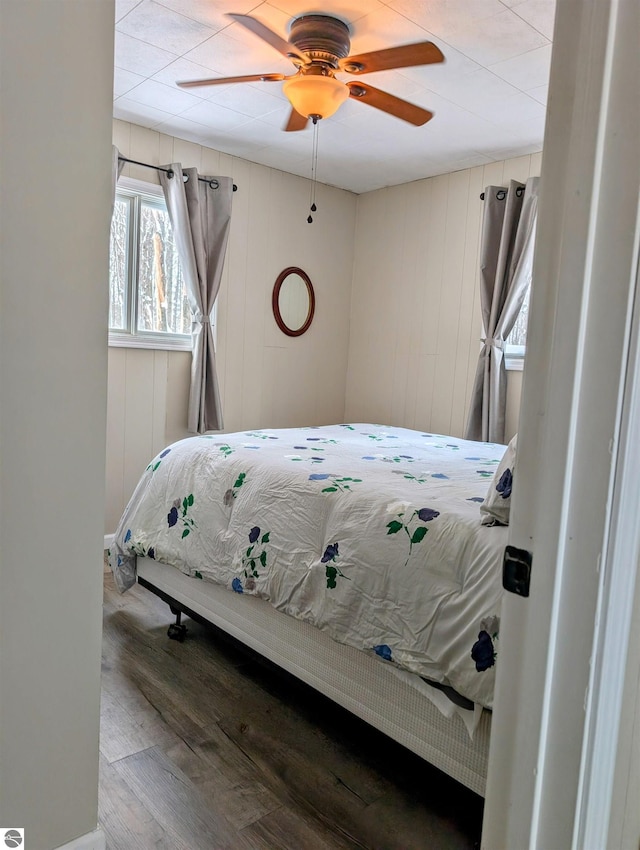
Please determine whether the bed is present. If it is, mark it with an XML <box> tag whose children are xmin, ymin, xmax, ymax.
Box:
<box><xmin>109</xmin><ymin>423</ymin><xmax>508</xmax><ymax>796</ymax></box>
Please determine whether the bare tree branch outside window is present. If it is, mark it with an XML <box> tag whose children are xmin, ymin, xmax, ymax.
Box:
<box><xmin>109</xmin><ymin>199</ymin><xmax>128</xmax><ymax>330</ymax></box>
<box><xmin>506</xmin><ymin>283</ymin><xmax>530</xmax><ymax>347</ymax></box>
<box><xmin>109</xmin><ymin>187</ymin><xmax>190</xmax><ymax>340</ymax></box>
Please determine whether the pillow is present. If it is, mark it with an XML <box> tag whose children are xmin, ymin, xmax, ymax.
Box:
<box><xmin>480</xmin><ymin>434</ymin><xmax>517</xmax><ymax>526</ymax></box>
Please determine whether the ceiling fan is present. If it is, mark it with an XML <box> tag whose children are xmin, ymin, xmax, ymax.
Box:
<box><xmin>177</xmin><ymin>13</ymin><xmax>445</xmax><ymax>131</ymax></box>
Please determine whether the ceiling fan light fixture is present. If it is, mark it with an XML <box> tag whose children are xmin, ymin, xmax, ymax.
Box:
<box><xmin>282</xmin><ymin>74</ymin><xmax>349</xmax><ymax>120</ymax></box>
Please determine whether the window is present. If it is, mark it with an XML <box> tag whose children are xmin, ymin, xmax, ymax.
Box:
<box><xmin>109</xmin><ymin>177</ymin><xmax>192</xmax><ymax>350</ymax></box>
<box><xmin>505</xmin><ymin>283</ymin><xmax>530</xmax><ymax>370</ymax></box>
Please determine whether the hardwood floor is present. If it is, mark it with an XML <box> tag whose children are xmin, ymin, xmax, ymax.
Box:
<box><xmin>100</xmin><ymin>565</ymin><xmax>484</xmax><ymax>849</ymax></box>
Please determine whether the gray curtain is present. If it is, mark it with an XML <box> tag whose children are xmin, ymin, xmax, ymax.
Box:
<box><xmin>160</xmin><ymin>164</ymin><xmax>232</xmax><ymax>434</ymax></box>
<box><xmin>465</xmin><ymin>176</ymin><xmax>539</xmax><ymax>444</ymax></box>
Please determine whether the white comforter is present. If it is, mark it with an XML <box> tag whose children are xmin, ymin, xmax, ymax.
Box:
<box><xmin>110</xmin><ymin>424</ymin><xmax>507</xmax><ymax>708</ymax></box>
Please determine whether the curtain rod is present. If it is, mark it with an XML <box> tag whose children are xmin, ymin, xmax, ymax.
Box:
<box><xmin>118</xmin><ymin>156</ymin><xmax>237</xmax><ymax>192</ymax></box>
<box><xmin>480</xmin><ymin>186</ymin><xmax>525</xmax><ymax>201</ymax></box>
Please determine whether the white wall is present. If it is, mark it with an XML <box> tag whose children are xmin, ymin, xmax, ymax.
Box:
<box><xmin>106</xmin><ymin>139</ymin><xmax>541</xmax><ymax>533</ymax></box>
<box><xmin>345</xmin><ymin>153</ymin><xmax>542</xmax><ymax>442</ymax></box>
<box><xmin>0</xmin><ymin>2</ymin><xmax>113</xmax><ymax>848</ymax></box>
<box><xmin>106</xmin><ymin>120</ymin><xmax>357</xmax><ymax>533</ymax></box>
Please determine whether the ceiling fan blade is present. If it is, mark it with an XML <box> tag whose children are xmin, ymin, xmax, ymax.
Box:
<box><xmin>285</xmin><ymin>108</ymin><xmax>309</xmax><ymax>132</ymax></box>
<box><xmin>340</xmin><ymin>42</ymin><xmax>444</xmax><ymax>74</ymax></box>
<box><xmin>227</xmin><ymin>13</ymin><xmax>309</xmax><ymax>65</ymax></box>
<box><xmin>177</xmin><ymin>73</ymin><xmax>285</xmax><ymax>89</ymax></box>
<box><xmin>347</xmin><ymin>82</ymin><xmax>433</xmax><ymax>126</ymax></box>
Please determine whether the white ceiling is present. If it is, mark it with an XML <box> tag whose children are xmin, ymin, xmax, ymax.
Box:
<box><xmin>114</xmin><ymin>0</ymin><xmax>555</xmax><ymax>194</ymax></box>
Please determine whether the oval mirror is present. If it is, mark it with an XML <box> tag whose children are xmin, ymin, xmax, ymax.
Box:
<box><xmin>272</xmin><ymin>267</ymin><xmax>315</xmax><ymax>337</ymax></box>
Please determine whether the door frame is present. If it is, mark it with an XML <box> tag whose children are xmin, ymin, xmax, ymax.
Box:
<box><xmin>481</xmin><ymin>1</ymin><xmax>640</xmax><ymax>847</ymax></box>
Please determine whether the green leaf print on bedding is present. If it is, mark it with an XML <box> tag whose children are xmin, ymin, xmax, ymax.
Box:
<box><xmin>321</xmin><ymin>543</ymin><xmax>350</xmax><ymax>588</ymax></box>
<box><xmin>386</xmin><ymin>503</ymin><xmax>440</xmax><ymax>565</ymax></box>
<box><xmin>323</xmin><ymin>477</ymin><xmax>363</xmax><ymax>493</ymax></box>
<box><xmin>146</xmin><ymin>447</ymin><xmax>172</xmax><ymax>473</ymax></box>
<box><xmin>167</xmin><ymin>494</ymin><xmax>197</xmax><ymax>539</ymax></box>
<box><xmin>241</xmin><ymin>526</ymin><xmax>271</xmax><ymax>582</ymax></box>
<box><xmin>308</xmin><ymin>473</ymin><xmax>362</xmax><ymax>493</ymax></box>
<box><xmin>224</xmin><ymin>471</ymin><xmax>247</xmax><ymax>506</ymax></box>
<box><xmin>392</xmin><ymin>470</ymin><xmax>430</xmax><ymax>484</ymax></box>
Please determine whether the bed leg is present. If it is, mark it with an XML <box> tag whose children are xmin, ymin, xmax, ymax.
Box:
<box><xmin>167</xmin><ymin>605</ymin><xmax>187</xmax><ymax>642</ymax></box>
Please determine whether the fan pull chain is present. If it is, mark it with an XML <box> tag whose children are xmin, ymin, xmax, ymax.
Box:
<box><xmin>307</xmin><ymin>117</ymin><xmax>320</xmax><ymax>223</ymax></box>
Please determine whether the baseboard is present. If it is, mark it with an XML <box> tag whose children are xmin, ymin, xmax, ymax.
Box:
<box><xmin>104</xmin><ymin>533</ymin><xmax>114</xmax><ymax>550</ymax></box>
<box><xmin>54</xmin><ymin>827</ymin><xmax>106</xmax><ymax>850</ymax></box>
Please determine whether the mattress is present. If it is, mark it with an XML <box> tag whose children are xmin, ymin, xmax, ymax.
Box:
<box><xmin>110</xmin><ymin>423</ymin><xmax>508</xmax><ymax>709</ymax></box>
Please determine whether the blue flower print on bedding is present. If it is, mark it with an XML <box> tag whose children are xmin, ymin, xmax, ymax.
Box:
<box><xmin>471</xmin><ymin>632</ymin><xmax>495</xmax><ymax>671</ymax></box>
<box><xmin>417</xmin><ymin>508</ymin><xmax>440</xmax><ymax>522</ymax></box>
<box><xmin>146</xmin><ymin>446</ymin><xmax>171</xmax><ymax>473</ymax></box>
<box><xmin>309</xmin><ymin>473</ymin><xmax>331</xmax><ymax>480</ymax></box>
<box><xmin>374</xmin><ymin>644</ymin><xmax>393</xmax><ymax>661</ymax></box>
<box><xmin>130</xmin><ymin>541</ymin><xmax>156</xmax><ymax>560</ymax></box>
<box><xmin>321</xmin><ymin>542</ymin><xmax>339</xmax><ymax>563</ymax></box>
<box><xmin>124</xmin><ymin>528</ymin><xmax>132</xmax><ymax>543</ymax></box>
<box><xmin>167</xmin><ymin>495</ymin><xmax>196</xmax><ymax>539</ymax></box>
<box><xmin>471</xmin><ymin>615</ymin><xmax>500</xmax><ymax>672</ymax></box>
<box><xmin>321</xmin><ymin>542</ymin><xmax>349</xmax><ymax>588</ymax></box>
<box><xmin>496</xmin><ymin>468</ymin><xmax>513</xmax><ymax>499</ymax></box>
<box><xmin>242</xmin><ymin>526</ymin><xmax>271</xmax><ymax>581</ymax></box>
<box><xmin>232</xmin><ymin>577</ymin><xmax>243</xmax><ymax>593</ymax></box>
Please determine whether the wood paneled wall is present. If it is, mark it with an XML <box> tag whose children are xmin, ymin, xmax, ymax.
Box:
<box><xmin>106</xmin><ymin>120</ymin><xmax>357</xmax><ymax>534</ymax></box>
<box><xmin>106</xmin><ymin>127</ymin><xmax>541</xmax><ymax>534</ymax></box>
<box><xmin>345</xmin><ymin>153</ymin><xmax>542</xmax><ymax>441</ymax></box>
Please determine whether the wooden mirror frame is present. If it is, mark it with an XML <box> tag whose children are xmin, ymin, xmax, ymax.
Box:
<box><xmin>272</xmin><ymin>267</ymin><xmax>315</xmax><ymax>337</ymax></box>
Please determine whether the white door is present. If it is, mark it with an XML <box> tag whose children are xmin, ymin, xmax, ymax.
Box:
<box><xmin>481</xmin><ymin>1</ymin><xmax>640</xmax><ymax>848</ymax></box>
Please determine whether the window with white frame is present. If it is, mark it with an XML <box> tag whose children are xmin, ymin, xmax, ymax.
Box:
<box><xmin>109</xmin><ymin>178</ymin><xmax>192</xmax><ymax>350</ymax></box>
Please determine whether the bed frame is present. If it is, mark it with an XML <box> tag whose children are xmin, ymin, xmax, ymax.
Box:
<box><xmin>136</xmin><ymin>557</ymin><xmax>491</xmax><ymax>796</ymax></box>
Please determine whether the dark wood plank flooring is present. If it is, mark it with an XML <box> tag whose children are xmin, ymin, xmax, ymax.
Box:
<box><xmin>100</xmin><ymin>564</ymin><xmax>483</xmax><ymax>849</ymax></box>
